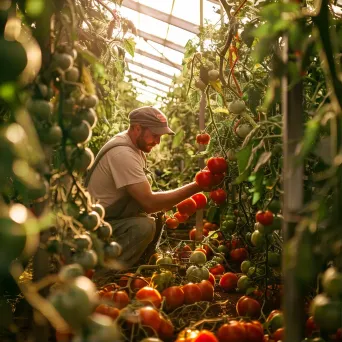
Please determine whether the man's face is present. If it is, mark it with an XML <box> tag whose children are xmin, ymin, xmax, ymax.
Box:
<box><xmin>136</xmin><ymin>126</ymin><xmax>162</xmax><ymax>153</ymax></box>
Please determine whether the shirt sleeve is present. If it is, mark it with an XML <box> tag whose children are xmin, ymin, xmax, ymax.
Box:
<box><xmin>105</xmin><ymin>148</ymin><xmax>147</xmax><ymax>189</ymax></box>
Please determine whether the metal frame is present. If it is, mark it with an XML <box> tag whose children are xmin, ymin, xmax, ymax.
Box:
<box><xmin>126</xmin><ymin>59</ymin><xmax>175</xmax><ymax>79</ymax></box>
<box><xmin>135</xmin><ymin>49</ymin><xmax>182</xmax><ymax>71</ymax></box>
<box><xmin>122</xmin><ymin>0</ymin><xmax>200</xmax><ymax>34</ymax></box>
<box><xmin>129</xmin><ymin>79</ymin><xmax>168</xmax><ymax>94</ymax></box>
<box><xmin>282</xmin><ymin>35</ymin><xmax>305</xmax><ymax>342</ymax></box>
<box><xmin>136</xmin><ymin>29</ymin><xmax>185</xmax><ymax>53</ymax></box>
<box><xmin>128</xmin><ymin>71</ymin><xmax>171</xmax><ymax>88</ymax></box>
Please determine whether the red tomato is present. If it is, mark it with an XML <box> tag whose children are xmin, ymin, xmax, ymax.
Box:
<box><xmin>177</xmin><ymin>245</ymin><xmax>192</xmax><ymax>259</ymax></box>
<box><xmin>209</xmin><ymin>264</ymin><xmax>225</xmax><ymax>276</ymax></box>
<box><xmin>159</xmin><ymin>316</ymin><xmax>175</xmax><ymax>339</ymax></box>
<box><xmin>174</xmin><ymin>211</ymin><xmax>189</xmax><ymax>223</ymax></box>
<box><xmin>136</xmin><ymin>286</ymin><xmax>162</xmax><ymax>308</ymax></box>
<box><xmin>196</xmin><ymin>133</ymin><xmax>210</xmax><ymax>145</ymax></box>
<box><xmin>195</xmin><ymin>170</ymin><xmax>213</xmax><ymax>190</ymax></box>
<box><xmin>107</xmin><ymin>307</ymin><xmax>120</xmax><ymax>320</ymax></box>
<box><xmin>212</xmin><ymin>173</ymin><xmax>225</xmax><ymax>186</ymax></box>
<box><xmin>85</xmin><ymin>269</ymin><xmax>95</xmax><ymax>279</ymax></box>
<box><xmin>255</xmin><ymin>210</ymin><xmax>274</xmax><ymax>226</ymax></box>
<box><xmin>236</xmin><ymin>296</ymin><xmax>261</xmax><ymax>318</ymax></box>
<box><xmin>197</xmin><ymin>280</ymin><xmax>214</xmax><ymax>301</ymax></box>
<box><xmin>230</xmin><ymin>248</ymin><xmax>248</xmax><ymax>263</ymax></box>
<box><xmin>191</xmin><ymin>193</ymin><xmax>208</xmax><ymax>209</ymax></box>
<box><xmin>177</xmin><ymin>198</ymin><xmax>197</xmax><ymax>216</ymax></box>
<box><xmin>272</xmin><ymin>327</ymin><xmax>284</xmax><ymax>342</ymax></box>
<box><xmin>95</xmin><ymin>304</ymin><xmax>109</xmax><ymax>315</ymax></box>
<box><xmin>161</xmin><ymin>286</ymin><xmax>185</xmax><ymax>311</ymax></box>
<box><xmin>231</xmin><ymin>237</ymin><xmax>243</xmax><ymax>249</ymax></box>
<box><xmin>202</xmin><ymin>244</ymin><xmax>212</xmax><ymax>257</ymax></box>
<box><xmin>219</xmin><ymin>272</ymin><xmax>238</xmax><ymax>292</ymax></box>
<box><xmin>208</xmin><ymin>272</ymin><xmax>216</xmax><ymax>286</ymax></box>
<box><xmin>244</xmin><ymin>321</ymin><xmax>264</xmax><ymax>342</ymax></box>
<box><xmin>203</xmin><ymin>222</ymin><xmax>215</xmax><ymax>231</ymax></box>
<box><xmin>217</xmin><ymin>321</ymin><xmax>246</xmax><ymax>342</ymax></box>
<box><xmin>166</xmin><ymin>217</ymin><xmax>179</xmax><ymax>229</ymax></box>
<box><xmin>189</xmin><ymin>227</ymin><xmax>209</xmax><ymax>240</ymax></box>
<box><xmin>210</xmin><ymin>189</ymin><xmax>227</xmax><ymax>205</ymax></box>
<box><xmin>193</xmin><ymin>329</ymin><xmax>218</xmax><ymax>342</ymax></box>
<box><xmin>103</xmin><ymin>290</ymin><xmax>129</xmax><ymax>309</ymax></box>
<box><xmin>182</xmin><ymin>283</ymin><xmax>202</xmax><ymax>304</ymax></box>
<box><xmin>305</xmin><ymin>316</ymin><xmax>319</xmax><ymax>337</ymax></box>
<box><xmin>207</xmin><ymin>157</ymin><xmax>228</xmax><ymax>174</ymax></box>
<box><xmin>139</xmin><ymin>306</ymin><xmax>161</xmax><ymax>332</ymax></box>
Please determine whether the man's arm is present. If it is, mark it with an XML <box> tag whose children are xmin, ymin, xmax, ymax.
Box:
<box><xmin>126</xmin><ymin>180</ymin><xmax>202</xmax><ymax>214</ymax></box>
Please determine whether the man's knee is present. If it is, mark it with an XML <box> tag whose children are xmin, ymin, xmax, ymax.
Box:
<box><xmin>137</xmin><ymin>217</ymin><xmax>156</xmax><ymax>241</ymax></box>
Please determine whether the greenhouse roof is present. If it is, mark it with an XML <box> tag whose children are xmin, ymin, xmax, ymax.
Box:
<box><xmin>115</xmin><ymin>0</ymin><xmax>224</xmax><ymax>104</ymax></box>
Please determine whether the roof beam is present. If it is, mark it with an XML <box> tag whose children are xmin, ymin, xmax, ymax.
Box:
<box><xmin>127</xmin><ymin>71</ymin><xmax>171</xmax><ymax>88</ymax></box>
<box><xmin>135</xmin><ymin>85</ymin><xmax>165</xmax><ymax>97</ymax></box>
<box><xmin>136</xmin><ymin>29</ymin><xmax>185</xmax><ymax>54</ymax></box>
<box><xmin>135</xmin><ymin>83</ymin><xmax>168</xmax><ymax>94</ymax></box>
<box><xmin>135</xmin><ymin>49</ymin><xmax>182</xmax><ymax>71</ymax></box>
<box><xmin>125</xmin><ymin>78</ymin><xmax>169</xmax><ymax>93</ymax></box>
<box><xmin>122</xmin><ymin>0</ymin><xmax>200</xmax><ymax>34</ymax></box>
<box><xmin>126</xmin><ymin>59</ymin><xmax>175</xmax><ymax>79</ymax></box>
<box><xmin>207</xmin><ymin>0</ymin><xmax>220</xmax><ymax>4</ymax></box>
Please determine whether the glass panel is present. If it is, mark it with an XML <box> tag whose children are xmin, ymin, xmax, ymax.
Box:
<box><xmin>138</xmin><ymin>0</ymin><xmax>173</xmax><ymax>13</ymax></box>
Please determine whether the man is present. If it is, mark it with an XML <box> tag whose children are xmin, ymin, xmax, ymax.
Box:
<box><xmin>86</xmin><ymin>106</ymin><xmax>202</xmax><ymax>269</ymax></box>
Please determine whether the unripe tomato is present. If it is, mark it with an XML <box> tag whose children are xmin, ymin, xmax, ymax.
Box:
<box><xmin>210</xmin><ymin>189</ymin><xmax>227</xmax><ymax>205</ymax></box>
<box><xmin>207</xmin><ymin>157</ymin><xmax>228</xmax><ymax>174</ymax></box>
<box><xmin>255</xmin><ymin>210</ymin><xmax>274</xmax><ymax>226</ymax></box>
<box><xmin>196</xmin><ymin>133</ymin><xmax>210</xmax><ymax>145</ymax></box>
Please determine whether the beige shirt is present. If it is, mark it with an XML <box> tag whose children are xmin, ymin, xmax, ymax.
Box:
<box><xmin>87</xmin><ymin>131</ymin><xmax>147</xmax><ymax>208</ymax></box>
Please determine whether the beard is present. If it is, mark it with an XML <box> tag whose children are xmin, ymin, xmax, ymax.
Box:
<box><xmin>136</xmin><ymin>132</ymin><xmax>154</xmax><ymax>153</ymax></box>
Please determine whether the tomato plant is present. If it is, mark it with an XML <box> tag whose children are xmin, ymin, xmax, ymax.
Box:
<box><xmin>193</xmin><ymin>330</ymin><xmax>218</xmax><ymax>342</ymax></box>
<box><xmin>138</xmin><ymin>306</ymin><xmax>161</xmax><ymax>332</ymax></box>
<box><xmin>217</xmin><ymin>321</ymin><xmax>246</xmax><ymax>342</ymax></box>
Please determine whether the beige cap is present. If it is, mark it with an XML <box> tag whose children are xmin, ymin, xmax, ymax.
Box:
<box><xmin>129</xmin><ymin>106</ymin><xmax>175</xmax><ymax>135</ymax></box>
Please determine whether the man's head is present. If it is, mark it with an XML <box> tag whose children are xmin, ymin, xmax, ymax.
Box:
<box><xmin>128</xmin><ymin>106</ymin><xmax>174</xmax><ymax>153</ymax></box>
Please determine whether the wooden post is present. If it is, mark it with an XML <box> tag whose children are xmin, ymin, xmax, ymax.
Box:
<box><xmin>195</xmin><ymin>0</ymin><xmax>205</xmax><ymax>243</ymax></box>
<box><xmin>281</xmin><ymin>35</ymin><xmax>305</xmax><ymax>341</ymax></box>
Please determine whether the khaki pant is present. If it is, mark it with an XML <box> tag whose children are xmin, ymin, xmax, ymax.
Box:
<box><xmin>108</xmin><ymin>215</ymin><xmax>156</xmax><ymax>269</ymax></box>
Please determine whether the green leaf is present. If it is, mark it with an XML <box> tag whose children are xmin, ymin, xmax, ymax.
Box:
<box><xmin>252</xmin><ymin>191</ymin><xmax>261</xmax><ymax>205</ymax></box>
<box><xmin>254</xmin><ymin>151</ymin><xmax>272</xmax><ymax>173</ymax></box>
<box><xmin>122</xmin><ymin>37</ymin><xmax>136</xmax><ymax>57</ymax></box>
<box><xmin>172</xmin><ymin>128</ymin><xmax>185</xmax><ymax>149</ymax></box>
<box><xmin>236</xmin><ymin>144</ymin><xmax>252</xmax><ymax>174</ymax></box>
<box><xmin>213</xmin><ymin>107</ymin><xmax>229</xmax><ymax>114</ymax></box>
<box><xmin>234</xmin><ymin>169</ymin><xmax>251</xmax><ymax>184</ymax></box>
<box><xmin>79</xmin><ymin>50</ymin><xmax>98</xmax><ymax>65</ymax></box>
